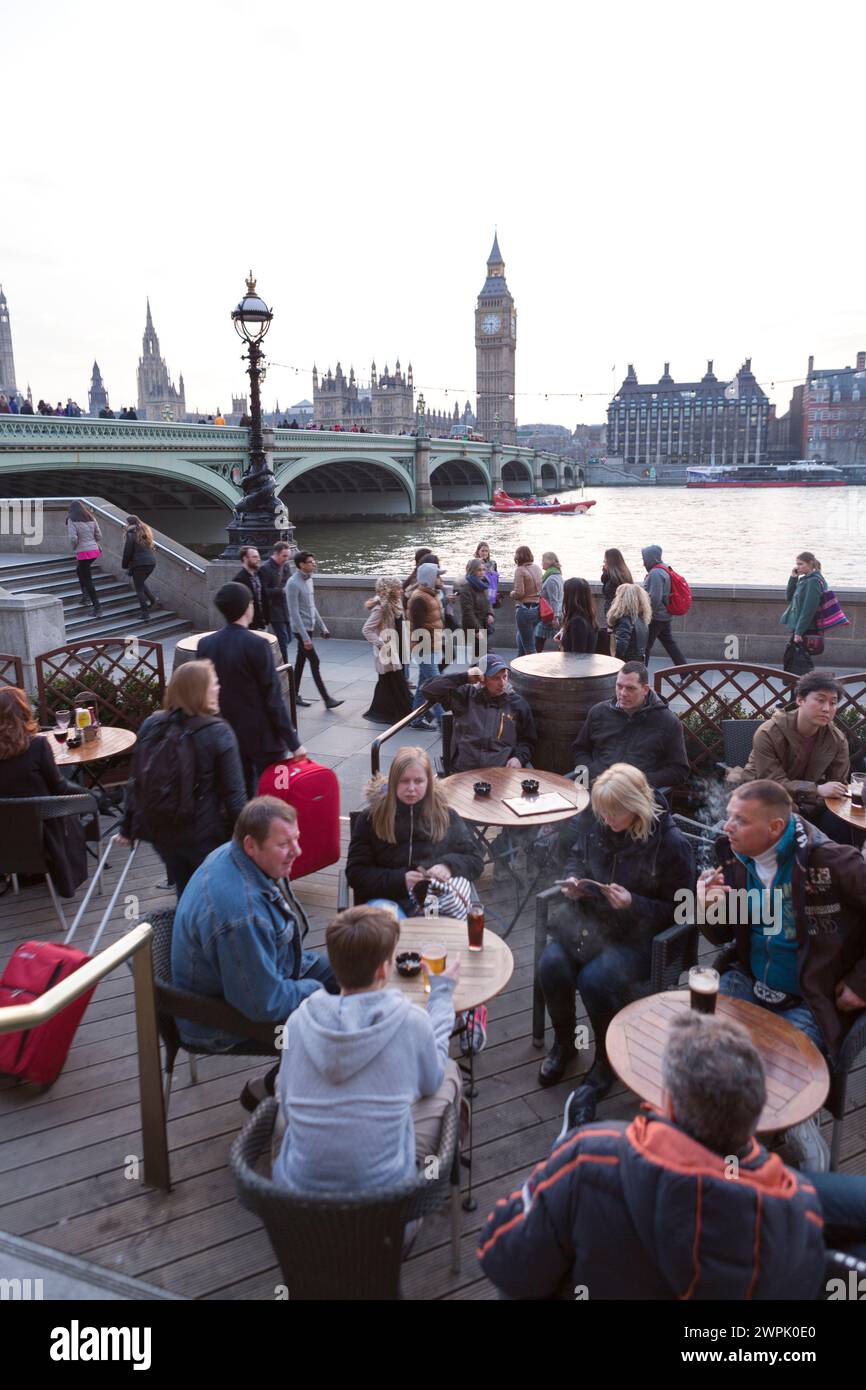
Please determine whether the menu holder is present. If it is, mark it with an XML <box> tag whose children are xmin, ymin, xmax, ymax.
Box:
<box><xmin>503</xmin><ymin>791</ymin><xmax>576</xmax><ymax>817</ymax></box>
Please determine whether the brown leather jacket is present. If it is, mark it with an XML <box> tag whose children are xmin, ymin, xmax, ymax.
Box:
<box><xmin>708</xmin><ymin>815</ymin><xmax>866</xmax><ymax>1058</ymax></box>
<box><xmin>738</xmin><ymin>710</ymin><xmax>849</xmax><ymax>814</ymax></box>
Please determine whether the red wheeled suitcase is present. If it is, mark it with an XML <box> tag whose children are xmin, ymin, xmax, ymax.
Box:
<box><xmin>0</xmin><ymin>941</ymin><xmax>95</xmax><ymax>1085</ymax></box>
<box><xmin>258</xmin><ymin>757</ymin><xmax>341</xmax><ymax>881</ymax></box>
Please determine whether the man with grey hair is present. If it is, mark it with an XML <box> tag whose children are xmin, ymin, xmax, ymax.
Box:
<box><xmin>478</xmin><ymin>1011</ymin><xmax>826</xmax><ymax>1300</ymax></box>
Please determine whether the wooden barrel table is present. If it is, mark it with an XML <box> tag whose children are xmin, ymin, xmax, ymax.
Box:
<box><xmin>172</xmin><ymin>629</ymin><xmax>296</xmax><ymax>722</ymax></box>
<box><xmin>510</xmin><ymin>651</ymin><xmax>622</xmax><ymax>774</ymax></box>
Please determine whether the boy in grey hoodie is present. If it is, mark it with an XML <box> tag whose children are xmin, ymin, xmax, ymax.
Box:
<box><xmin>273</xmin><ymin>906</ymin><xmax>461</xmax><ymax>1193</ymax></box>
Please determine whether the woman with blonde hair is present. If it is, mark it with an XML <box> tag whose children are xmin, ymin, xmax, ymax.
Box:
<box><xmin>122</xmin><ymin>514</ymin><xmax>158</xmax><ymax>623</ymax></box>
<box><xmin>781</xmin><ymin>550</ymin><xmax>831</xmax><ymax>674</ymax></box>
<box><xmin>606</xmin><ymin>582</ymin><xmax>651</xmax><ymax>661</ymax></box>
<box><xmin>119</xmin><ymin>658</ymin><xmax>246</xmax><ymax>896</ymax></box>
<box><xmin>346</xmin><ymin>745</ymin><xmax>483</xmax><ymax>919</ymax></box>
<box><xmin>535</xmin><ymin>551</ymin><xmax>564</xmax><ymax>652</ymax></box>
<box><xmin>537</xmin><ymin>762</ymin><xmax>693</xmax><ymax>1125</ymax></box>
<box><xmin>361</xmin><ymin>575</ymin><xmax>413</xmax><ymax>725</ymax></box>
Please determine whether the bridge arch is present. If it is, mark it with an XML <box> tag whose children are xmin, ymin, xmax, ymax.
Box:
<box><xmin>429</xmin><ymin>455</ymin><xmax>490</xmax><ymax>507</ymax></box>
<box><xmin>0</xmin><ymin>455</ymin><xmax>237</xmax><ymax>546</ymax></box>
<box><xmin>274</xmin><ymin>453</ymin><xmax>414</xmax><ymax>518</ymax></box>
<box><xmin>540</xmin><ymin>461</ymin><xmax>559</xmax><ymax>491</ymax></box>
<box><xmin>501</xmin><ymin>457</ymin><xmax>534</xmax><ymax>496</ymax></box>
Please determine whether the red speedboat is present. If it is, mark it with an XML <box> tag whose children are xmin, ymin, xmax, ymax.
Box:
<box><xmin>489</xmin><ymin>489</ymin><xmax>595</xmax><ymax>515</ymax></box>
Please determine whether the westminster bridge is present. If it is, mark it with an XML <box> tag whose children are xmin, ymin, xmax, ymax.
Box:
<box><xmin>0</xmin><ymin>416</ymin><xmax>581</xmax><ymax>544</ymax></box>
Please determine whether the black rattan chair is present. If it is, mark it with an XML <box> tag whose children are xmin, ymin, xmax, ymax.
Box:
<box><xmin>0</xmin><ymin>792</ymin><xmax>100</xmax><ymax>932</ymax></box>
<box><xmin>531</xmin><ymin>887</ymin><xmax>699</xmax><ymax>1045</ymax></box>
<box><xmin>147</xmin><ymin>909</ymin><xmax>280</xmax><ymax>1112</ymax></box>
<box><xmin>720</xmin><ymin>718</ymin><xmax>763</xmax><ymax>773</ymax></box>
<box><xmin>231</xmin><ymin>1095</ymin><xmax>461</xmax><ymax>1298</ymax></box>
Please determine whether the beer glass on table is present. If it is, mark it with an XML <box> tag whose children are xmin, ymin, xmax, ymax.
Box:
<box><xmin>689</xmin><ymin>966</ymin><xmax>720</xmax><ymax>1014</ymax></box>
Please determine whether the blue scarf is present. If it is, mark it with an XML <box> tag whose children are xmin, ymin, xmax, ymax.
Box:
<box><xmin>468</xmin><ymin>572</ymin><xmax>488</xmax><ymax>592</ymax></box>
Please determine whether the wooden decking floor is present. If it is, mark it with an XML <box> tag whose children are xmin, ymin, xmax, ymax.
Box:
<box><xmin>1</xmin><ymin>824</ymin><xmax>864</xmax><ymax>1301</ymax></box>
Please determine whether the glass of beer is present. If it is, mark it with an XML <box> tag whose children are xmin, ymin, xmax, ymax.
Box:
<box><xmin>75</xmin><ymin>706</ymin><xmax>91</xmax><ymax>731</ymax></box>
<box><xmin>421</xmin><ymin>942</ymin><xmax>447</xmax><ymax>974</ymax></box>
<box><xmin>467</xmin><ymin>906</ymin><xmax>484</xmax><ymax>952</ymax></box>
<box><xmin>689</xmin><ymin>966</ymin><xmax>720</xmax><ymax>1014</ymax></box>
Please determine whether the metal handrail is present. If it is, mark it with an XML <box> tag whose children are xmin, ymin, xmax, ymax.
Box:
<box><xmin>0</xmin><ymin>922</ymin><xmax>170</xmax><ymax>1190</ymax></box>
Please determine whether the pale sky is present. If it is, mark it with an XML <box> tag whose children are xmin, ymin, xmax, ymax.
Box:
<box><xmin>3</xmin><ymin>0</ymin><xmax>864</xmax><ymax>428</ymax></box>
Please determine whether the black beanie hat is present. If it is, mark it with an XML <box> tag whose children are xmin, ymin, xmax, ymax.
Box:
<box><xmin>215</xmin><ymin>581</ymin><xmax>252</xmax><ymax>623</ymax></box>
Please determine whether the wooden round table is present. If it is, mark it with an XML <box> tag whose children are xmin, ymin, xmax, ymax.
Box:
<box><xmin>606</xmin><ymin>989</ymin><xmax>830</xmax><ymax>1134</ymax></box>
<box><xmin>440</xmin><ymin>765</ymin><xmax>588</xmax><ymax>829</ymax></box>
<box><xmin>50</xmin><ymin>726</ymin><xmax>137</xmax><ymax>767</ymax></box>
<box><xmin>174</xmin><ymin>628</ymin><xmax>295</xmax><ymax>720</ymax></box>
<box><xmin>509</xmin><ymin>651</ymin><xmax>623</xmax><ymax>774</ymax></box>
<box><xmin>825</xmin><ymin>789</ymin><xmax>866</xmax><ymax>833</ymax></box>
<box><xmin>389</xmin><ymin>916</ymin><xmax>514</xmax><ymax>1014</ymax></box>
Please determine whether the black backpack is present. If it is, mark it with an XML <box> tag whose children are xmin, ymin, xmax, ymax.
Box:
<box><xmin>132</xmin><ymin>711</ymin><xmax>213</xmax><ymax>839</ymax></box>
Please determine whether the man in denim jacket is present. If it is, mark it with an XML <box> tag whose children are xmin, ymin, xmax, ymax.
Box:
<box><xmin>172</xmin><ymin>796</ymin><xmax>336</xmax><ymax>1108</ymax></box>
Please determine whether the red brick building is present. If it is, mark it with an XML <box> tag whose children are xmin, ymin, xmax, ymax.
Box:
<box><xmin>801</xmin><ymin>351</ymin><xmax>866</xmax><ymax>464</ymax></box>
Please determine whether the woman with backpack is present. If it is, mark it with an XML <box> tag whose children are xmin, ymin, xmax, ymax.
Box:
<box><xmin>535</xmin><ymin>551</ymin><xmax>564</xmax><ymax>652</ymax></box>
<box><xmin>780</xmin><ymin>551</ymin><xmax>829</xmax><ymax>675</ymax></box>
<box><xmin>122</xmin><ymin>515</ymin><xmax>158</xmax><ymax>623</ymax></box>
<box><xmin>606</xmin><ymin>582</ymin><xmax>651</xmax><ymax>661</ymax></box>
<box><xmin>119</xmin><ymin>659</ymin><xmax>246</xmax><ymax>897</ymax></box>
<box><xmin>66</xmin><ymin>499</ymin><xmax>102</xmax><ymax>618</ymax></box>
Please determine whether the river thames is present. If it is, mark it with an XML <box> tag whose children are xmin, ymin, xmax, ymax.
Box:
<box><xmin>296</xmin><ymin>486</ymin><xmax>866</xmax><ymax>587</ymax></box>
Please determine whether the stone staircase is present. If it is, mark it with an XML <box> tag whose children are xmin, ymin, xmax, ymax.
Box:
<box><xmin>0</xmin><ymin>553</ymin><xmax>193</xmax><ymax>643</ymax></box>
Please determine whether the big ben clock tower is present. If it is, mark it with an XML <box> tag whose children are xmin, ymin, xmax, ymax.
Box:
<box><xmin>475</xmin><ymin>233</ymin><xmax>516</xmax><ymax>444</ymax></box>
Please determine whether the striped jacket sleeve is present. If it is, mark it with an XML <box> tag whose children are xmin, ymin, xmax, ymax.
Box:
<box><xmin>477</xmin><ymin>1135</ymin><xmax>586</xmax><ymax>1299</ymax></box>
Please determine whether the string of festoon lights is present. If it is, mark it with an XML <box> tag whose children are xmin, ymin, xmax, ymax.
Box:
<box><xmin>265</xmin><ymin>360</ymin><xmax>813</xmax><ymax>404</ymax></box>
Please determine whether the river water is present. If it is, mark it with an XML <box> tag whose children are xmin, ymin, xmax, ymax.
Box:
<box><xmin>296</xmin><ymin>486</ymin><xmax>866</xmax><ymax>587</ymax></box>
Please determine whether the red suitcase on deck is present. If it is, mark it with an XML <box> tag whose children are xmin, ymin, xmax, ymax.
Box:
<box><xmin>258</xmin><ymin>757</ymin><xmax>341</xmax><ymax>881</ymax></box>
<box><xmin>0</xmin><ymin>941</ymin><xmax>96</xmax><ymax>1085</ymax></box>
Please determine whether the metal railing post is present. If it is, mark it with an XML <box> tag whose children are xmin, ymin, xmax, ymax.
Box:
<box><xmin>131</xmin><ymin>934</ymin><xmax>171</xmax><ymax>1191</ymax></box>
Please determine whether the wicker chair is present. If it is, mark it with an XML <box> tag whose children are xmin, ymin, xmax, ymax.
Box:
<box><xmin>147</xmin><ymin>908</ymin><xmax>279</xmax><ymax>1112</ymax></box>
<box><xmin>532</xmin><ymin>887</ymin><xmax>698</xmax><ymax>1045</ymax></box>
<box><xmin>231</xmin><ymin>1095</ymin><xmax>461</xmax><ymax>1298</ymax></box>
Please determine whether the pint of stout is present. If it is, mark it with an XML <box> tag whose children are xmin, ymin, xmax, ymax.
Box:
<box><xmin>688</xmin><ymin>966</ymin><xmax>720</xmax><ymax>1014</ymax></box>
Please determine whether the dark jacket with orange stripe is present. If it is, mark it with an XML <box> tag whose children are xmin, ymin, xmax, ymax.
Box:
<box><xmin>477</xmin><ymin>1112</ymin><xmax>825</xmax><ymax>1300</ymax></box>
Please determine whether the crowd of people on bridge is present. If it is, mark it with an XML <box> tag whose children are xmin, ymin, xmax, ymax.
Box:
<box><xmin>4</xmin><ymin>510</ymin><xmax>866</xmax><ymax>1302</ymax></box>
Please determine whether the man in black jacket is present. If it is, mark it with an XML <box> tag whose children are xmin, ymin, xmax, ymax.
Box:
<box><xmin>422</xmin><ymin>653</ymin><xmax>536</xmax><ymax>772</ymax></box>
<box><xmin>198</xmin><ymin>582</ymin><xmax>304</xmax><ymax>796</ymax></box>
<box><xmin>259</xmin><ymin>541</ymin><xmax>293</xmax><ymax>662</ymax></box>
<box><xmin>233</xmin><ymin>546</ymin><xmax>269</xmax><ymax>630</ymax></box>
<box><xmin>571</xmin><ymin>661</ymin><xmax>688</xmax><ymax>789</ymax></box>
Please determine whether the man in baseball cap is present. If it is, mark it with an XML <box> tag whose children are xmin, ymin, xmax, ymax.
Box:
<box><xmin>422</xmin><ymin>652</ymin><xmax>536</xmax><ymax>773</ymax></box>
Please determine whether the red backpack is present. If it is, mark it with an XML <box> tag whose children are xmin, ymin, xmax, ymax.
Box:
<box><xmin>654</xmin><ymin>564</ymin><xmax>692</xmax><ymax>616</ymax></box>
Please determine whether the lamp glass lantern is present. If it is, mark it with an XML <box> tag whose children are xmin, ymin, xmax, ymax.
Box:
<box><xmin>231</xmin><ymin>272</ymin><xmax>273</xmax><ymax>345</ymax></box>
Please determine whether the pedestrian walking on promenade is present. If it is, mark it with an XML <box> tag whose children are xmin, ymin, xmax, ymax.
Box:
<box><xmin>260</xmin><ymin>541</ymin><xmax>293</xmax><ymax>662</ymax></box>
<box><xmin>535</xmin><ymin>551</ymin><xmax>564</xmax><ymax>652</ymax></box>
<box><xmin>66</xmin><ymin>499</ymin><xmax>102</xmax><ymax>617</ymax></box>
<box><xmin>122</xmin><ymin>514</ymin><xmax>158</xmax><ymax>622</ymax></box>
<box><xmin>600</xmin><ymin>547</ymin><xmax>634</xmax><ymax>618</ymax></box>
<box><xmin>286</xmin><ymin>551</ymin><xmax>343</xmax><ymax>710</ymax></box>
<box><xmin>474</xmin><ymin>540</ymin><xmax>500</xmax><ymax>606</ymax></box>
<box><xmin>407</xmin><ymin>560</ymin><xmax>445</xmax><ymax>729</ymax></box>
<box><xmin>606</xmin><ymin>582</ymin><xmax>651</xmax><ymax>661</ymax></box>
<box><xmin>361</xmin><ymin>576</ymin><xmax>413</xmax><ymax>725</ymax></box>
<box><xmin>556</xmin><ymin>577</ymin><xmax>598</xmax><ymax>653</ymax></box>
<box><xmin>512</xmin><ymin>545</ymin><xmax>543</xmax><ymax>657</ymax></box>
<box><xmin>457</xmin><ymin>557</ymin><xmax>494</xmax><ymax>659</ymax></box>
<box><xmin>233</xmin><ymin>546</ymin><xmax>268</xmax><ymax>630</ymax></box>
<box><xmin>780</xmin><ymin>551</ymin><xmax>831</xmax><ymax>675</ymax></box>
<box><xmin>197</xmin><ymin>582</ymin><xmax>304</xmax><ymax>797</ymax></box>
<box><xmin>642</xmin><ymin>544</ymin><xmax>687</xmax><ymax>667</ymax></box>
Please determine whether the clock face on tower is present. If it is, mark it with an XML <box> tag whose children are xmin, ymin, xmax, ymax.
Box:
<box><xmin>482</xmin><ymin>312</ymin><xmax>501</xmax><ymax>336</ymax></box>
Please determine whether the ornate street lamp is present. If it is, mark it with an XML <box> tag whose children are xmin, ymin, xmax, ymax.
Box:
<box><xmin>221</xmin><ymin>271</ymin><xmax>293</xmax><ymax>557</ymax></box>
<box><xmin>416</xmin><ymin>392</ymin><xmax>427</xmax><ymax>439</ymax></box>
